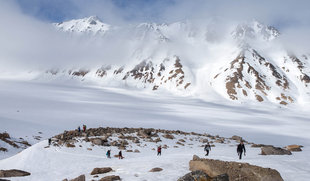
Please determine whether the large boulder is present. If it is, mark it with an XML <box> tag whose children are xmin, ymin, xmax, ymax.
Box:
<box><xmin>178</xmin><ymin>170</ymin><xmax>229</xmax><ymax>181</ymax></box>
<box><xmin>286</xmin><ymin>145</ymin><xmax>302</xmax><ymax>152</ymax></box>
<box><xmin>90</xmin><ymin>167</ymin><xmax>113</xmax><ymax>175</ymax></box>
<box><xmin>99</xmin><ymin>175</ymin><xmax>121</xmax><ymax>181</ymax></box>
<box><xmin>261</xmin><ymin>146</ymin><xmax>292</xmax><ymax>155</ymax></box>
<box><xmin>0</xmin><ymin>169</ymin><xmax>30</xmax><ymax>178</ymax></box>
<box><xmin>189</xmin><ymin>155</ymin><xmax>283</xmax><ymax>181</ymax></box>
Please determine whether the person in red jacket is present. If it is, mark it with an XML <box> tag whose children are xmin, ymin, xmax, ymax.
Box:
<box><xmin>157</xmin><ymin>146</ymin><xmax>162</xmax><ymax>156</ymax></box>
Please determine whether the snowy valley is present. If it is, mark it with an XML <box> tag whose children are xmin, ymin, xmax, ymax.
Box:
<box><xmin>0</xmin><ymin>15</ymin><xmax>310</xmax><ymax>181</ymax></box>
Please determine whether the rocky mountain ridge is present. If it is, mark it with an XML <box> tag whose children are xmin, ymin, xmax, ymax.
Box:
<box><xmin>46</xmin><ymin>17</ymin><xmax>310</xmax><ymax>105</ymax></box>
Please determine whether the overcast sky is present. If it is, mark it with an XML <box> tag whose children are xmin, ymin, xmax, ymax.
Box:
<box><xmin>0</xmin><ymin>0</ymin><xmax>309</xmax><ymax>70</ymax></box>
<box><xmin>11</xmin><ymin>0</ymin><xmax>310</xmax><ymax>28</ymax></box>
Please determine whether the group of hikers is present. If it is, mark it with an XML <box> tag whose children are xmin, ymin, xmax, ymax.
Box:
<box><xmin>204</xmin><ymin>141</ymin><xmax>246</xmax><ymax>159</ymax></box>
<box><xmin>77</xmin><ymin>125</ymin><xmax>87</xmax><ymax>132</ymax></box>
<box><xmin>106</xmin><ymin>149</ymin><xmax>124</xmax><ymax>159</ymax></box>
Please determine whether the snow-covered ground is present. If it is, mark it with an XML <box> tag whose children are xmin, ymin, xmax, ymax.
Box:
<box><xmin>0</xmin><ymin>79</ymin><xmax>310</xmax><ymax>180</ymax></box>
<box><xmin>0</xmin><ymin>132</ymin><xmax>309</xmax><ymax>181</ymax></box>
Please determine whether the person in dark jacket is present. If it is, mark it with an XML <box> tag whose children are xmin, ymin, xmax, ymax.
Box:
<box><xmin>78</xmin><ymin>126</ymin><xmax>81</xmax><ymax>132</ymax></box>
<box><xmin>157</xmin><ymin>146</ymin><xmax>162</xmax><ymax>156</ymax></box>
<box><xmin>106</xmin><ymin>150</ymin><xmax>111</xmax><ymax>158</ymax></box>
<box><xmin>118</xmin><ymin>151</ymin><xmax>124</xmax><ymax>159</ymax></box>
<box><xmin>237</xmin><ymin>141</ymin><xmax>246</xmax><ymax>159</ymax></box>
<box><xmin>204</xmin><ymin>142</ymin><xmax>211</xmax><ymax>156</ymax></box>
<box><xmin>48</xmin><ymin>138</ymin><xmax>51</xmax><ymax>146</ymax></box>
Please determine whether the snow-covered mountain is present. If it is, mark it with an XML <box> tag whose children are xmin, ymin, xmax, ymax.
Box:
<box><xmin>54</xmin><ymin>16</ymin><xmax>111</xmax><ymax>35</ymax></box>
<box><xmin>50</xmin><ymin>17</ymin><xmax>310</xmax><ymax>105</ymax></box>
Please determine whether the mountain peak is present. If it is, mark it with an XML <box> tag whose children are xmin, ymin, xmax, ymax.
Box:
<box><xmin>54</xmin><ymin>16</ymin><xmax>110</xmax><ymax>35</ymax></box>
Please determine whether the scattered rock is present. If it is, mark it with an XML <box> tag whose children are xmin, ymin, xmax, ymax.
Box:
<box><xmin>69</xmin><ymin>174</ymin><xmax>85</xmax><ymax>181</ymax></box>
<box><xmin>134</xmin><ymin>149</ymin><xmax>140</xmax><ymax>153</ymax></box>
<box><xmin>199</xmin><ymin>139</ymin><xmax>208</xmax><ymax>143</ymax></box>
<box><xmin>126</xmin><ymin>150</ymin><xmax>133</xmax><ymax>152</ymax></box>
<box><xmin>189</xmin><ymin>155</ymin><xmax>283</xmax><ymax>181</ymax></box>
<box><xmin>286</xmin><ymin>145</ymin><xmax>302</xmax><ymax>152</ymax></box>
<box><xmin>251</xmin><ymin>144</ymin><xmax>273</xmax><ymax>148</ymax></box>
<box><xmin>179</xmin><ymin>139</ymin><xmax>186</xmax><ymax>143</ymax></box>
<box><xmin>0</xmin><ymin>169</ymin><xmax>31</xmax><ymax>178</ymax></box>
<box><xmin>66</xmin><ymin>143</ymin><xmax>75</xmax><ymax>148</ymax></box>
<box><xmin>0</xmin><ymin>147</ymin><xmax>7</xmax><ymax>152</ymax></box>
<box><xmin>261</xmin><ymin>146</ymin><xmax>292</xmax><ymax>155</ymax></box>
<box><xmin>176</xmin><ymin>142</ymin><xmax>185</xmax><ymax>146</ymax></box>
<box><xmin>163</xmin><ymin>134</ymin><xmax>175</xmax><ymax>139</ymax></box>
<box><xmin>90</xmin><ymin>167</ymin><xmax>113</xmax><ymax>175</ymax></box>
<box><xmin>99</xmin><ymin>175</ymin><xmax>121</xmax><ymax>181</ymax></box>
<box><xmin>231</xmin><ymin>135</ymin><xmax>242</xmax><ymax>141</ymax></box>
<box><xmin>149</xmin><ymin>167</ymin><xmax>163</xmax><ymax>172</ymax></box>
<box><xmin>90</xmin><ymin>138</ymin><xmax>103</xmax><ymax>146</ymax></box>
<box><xmin>177</xmin><ymin>170</ymin><xmax>229</xmax><ymax>181</ymax></box>
<box><xmin>87</xmin><ymin>148</ymin><xmax>92</xmax><ymax>151</ymax></box>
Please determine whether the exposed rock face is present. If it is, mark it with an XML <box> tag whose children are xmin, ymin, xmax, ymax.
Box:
<box><xmin>177</xmin><ymin>170</ymin><xmax>229</xmax><ymax>181</ymax></box>
<box><xmin>0</xmin><ymin>169</ymin><xmax>31</xmax><ymax>178</ymax></box>
<box><xmin>286</xmin><ymin>145</ymin><xmax>302</xmax><ymax>152</ymax></box>
<box><xmin>149</xmin><ymin>167</ymin><xmax>163</xmax><ymax>172</ymax></box>
<box><xmin>99</xmin><ymin>175</ymin><xmax>121</xmax><ymax>181</ymax></box>
<box><xmin>90</xmin><ymin>167</ymin><xmax>113</xmax><ymax>175</ymax></box>
<box><xmin>69</xmin><ymin>174</ymin><xmax>85</xmax><ymax>181</ymax></box>
<box><xmin>261</xmin><ymin>146</ymin><xmax>292</xmax><ymax>155</ymax></box>
<box><xmin>189</xmin><ymin>155</ymin><xmax>284</xmax><ymax>181</ymax></box>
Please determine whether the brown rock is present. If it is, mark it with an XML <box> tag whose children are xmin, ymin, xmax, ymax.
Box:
<box><xmin>0</xmin><ymin>169</ymin><xmax>30</xmax><ymax>178</ymax></box>
<box><xmin>134</xmin><ymin>149</ymin><xmax>140</xmax><ymax>153</ymax></box>
<box><xmin>177</xmin><ymin>170</ymin><xmax>229</xmax><ymax>181</ymax></box>
<box><xmin>261</xmin><ymin>146</ymin><xmax>292</xmax><ymax>155</ymax></box>
<box><xmin>149</xmin><ymin>167</ymin><xmax>163</xmax><ymax>172</ymax></box>
<box><xmin>66</xmin><ymin>143</ymin><xmax>75</xmax><ymax>148</ymax></box>
<box><xmin>70</xmin><ymin>174</ymin><xmax>85</xmax><ymax>181</ymax></box>
<box><xmin>90</xmin><ymin>138</ymin><xmax>103</xmax><ymax>146</ymax></box>
<box><xmin>286</xmin><ymin>145</ymin><xmax>302</xmax><ymax>152</ymax></box>
<box><xmin>90</xmin><ymin>167</ymin><xmax>113</xmax><ymax>175</ymax></box>
<box><xmin>163</xmin><ymin>134</ymin><xmax>175</xmax><ymax>139</ymax></box>
<box><xmin>189</xmin><ymin>156</ymin><xmax>283</xmax><ymax>181</ymax></box>
<box><xmin>99</xmin><ymin>175</ymin><xmax>121</xmax><ymax>181</ymax></box>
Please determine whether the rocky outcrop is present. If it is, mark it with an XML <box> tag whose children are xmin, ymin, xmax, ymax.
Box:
<box><xmin>261</xmin><ymin>146</ymin><xmax>292</xmax><ymax>155</ymax></box>
<box><xmin>0</xmin><ymin>169</ymin><xmax>31</xmax><ymax>178</ymax></box>
<box><xmin>178</xmin><ymin>170</ymin><xmax>229</xmax><ymax>181</ymax></box>
<box><xmin>189</xmin><ymin>155</ymin><xmax>283</xmax><ymax>181</ymax></box>
<box><xmin>90</xmin><ymin>167</ymin><xmax>113</xmax><ymax>175</ymax></box>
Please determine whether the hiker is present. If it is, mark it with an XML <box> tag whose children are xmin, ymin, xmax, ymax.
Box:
<box><xmin>48</xmin><ymin>138</ymin><xmax>51</xmax><ymax>146</ymax></box>
<box><xmin>157</xmin><ymin>146</ymin><xmax>162</xmax><ymax>156</ymax></box>
<box><xmin>83</xmin><ymin>124</ymin><xmax>86</xmax><ymax>132</ymax></box>
<box><xmin>106</xmin><ymin>150</ymin><xmax>111</xmax><ymax>158</ymax></box>
<box><xmin>204</xmin><ymin>142</ymin><xmax>211</xmax><ymax>156</ymax></box>
<box><xmin>78</xmin><ymin>126</ymin><xmax>81</xmax><ymax>132</ymax></box>
<box><xmin>118</xmin><ymin>151</ymin><xmax>124</xmax><ymax>159</ymax></box>
<box><xmin>237</xmin><ymin>141</ymin><xmax>246</xmax><ymax>159</ymax></box>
